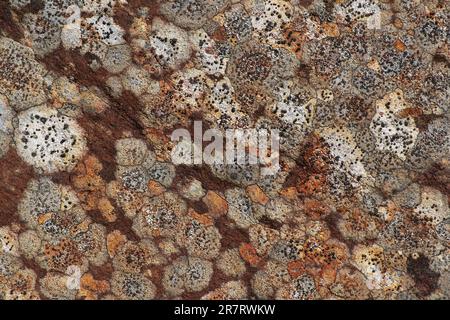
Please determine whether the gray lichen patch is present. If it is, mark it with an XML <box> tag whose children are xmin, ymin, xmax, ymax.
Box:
<box><xmin>0</xmin><ymin>95</ymin><xmax>15</xmax><ymax>158</ymax></box>
<box><xmin>0</xmin><ymin>37</ymin><xmax>47</xmax><ymax>111</ymax></box>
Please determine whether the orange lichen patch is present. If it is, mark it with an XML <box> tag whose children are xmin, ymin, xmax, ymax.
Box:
<box><xmin>77</xmin><ymin>191</ymin><xmax>101</xmax><ymax>211</ymax></box>
<box><xmin>149</xmin><ymin>229</ymin><xmax>162</xmax><ymax>238</ymax></box>
<box><xmin>147</xmin><ymin>180</ymin><xmax>165</xmax><ymax>197</ymax></box>
<box><xmin>73</xmin><ymin>156</ymin><xmax>105</xmax><ymax>191</ymax></box>
<box><xmin>394</xmin><ymin>39</ymin><xmax>406</xmax><ymax>52</ymax></box>
<box><xmin>323</xmin><ymin>240</ymin><xmax>350</xmax><ymax>268</ymax></box>
<box><xmin>202</xmin><ymin>191</ymin><xmax>228</xmax><ymax>217</ymax></box>
<box><xmin>282</xmin><ymin>27</ymin><xmax>305</xmax><ymax>59</ymax></box>
<box><xmin>320</xmin><ymin>264</ymin><xmax>337</xmax><ymax>285</ymax></box>
<box><xmin>279</xmin><ymin>187</ymin><xmax>298</xmax><ymax>200</ymax></box>
<box><xmin>144</xmin><ymin>128</ymin><xmax>172</xmax><ymax>161</ymax></box>
<box><xmin>297</xmin><ymin>174</ymin><xmax>327</xmax><ymax>196</ymax></box>
<box><xmin>188</xmin><ymin>208</ymin><xmax>214</xmax><ymax>226</ymax></box>
<box><xmin>239</xmin><ymin>243</ymin><xmax>262</xmax><ymax>267</ymax></box>
<box><xmin>303</xmin><ymin>198</ymin><xmax>330</xmax><ymax>220</ymax></box>
<box><xmin>393</xmin><ymin>17</ymin><xmax>404</xmax><ymax>29</ymax></box>
<box><xmin>159</xmin><ymin>79</ymin><xmax>173</xmax><ymax>95</ymax></box>
<box><xmin>338</xmin><ymin>206</ymin><xmax>382</xmax><ymax>238</ymax></box>
<box><xmin>201</xmin><ymin>290</ymin><xmax>227</xmax><ymax>300</ymax></box>
<box><xmin>309</xmin><ymin>136</ymin><xmax>330</xmax><ymax>170</ymax></box>
<box><xmin>305</xmin><ymin>238</ymin><xmax>349</xmax><ymax>269</ymax></box>
<box><xmin>70</xmin><ymin>218</ymin><xmax>91</xmax><ymax>236</ymax></box>
<box><xmin>246</xmin><ymin>185</ymin><xmax>269</xmax><ymax>205</ymax></box>
<box><xmin>129</xmin><ymin>16</ymin><xmax>150</xmax><ymax>38</ymax></box>
<box><xmin>73</xmin><ymin>156</ymin><xmax>117</xmax><ymax>222</ymax></box>
<box><xmin>303</xmin><ymin>238</ymin><xmax>326</xmax><ymax>263</ymax></box>
<box><xmin>80</xmin><ymin>273</ymin><xmax>110</xmax><ymax>300</ymax></box>
<box><xmin>38</xmin><ymin>213</ymin><xmax>52</xmax><ymax>225</ymax></box>
<box><xmin>106</xmin><ymin>230</ymin><xmax>127</xmax><ymax>258</ymax></box>
<box><xmin>322</xmin><ymin>23</ymin><xmax>340</xmax><ymax>37</ymax></box>
<box><xmin>97</xmin><ymin>197</ymin><xmax>116</xmax><ymax>223</ymax></box>
<box><xmin>43</xmin><ymin>239</ymin><xmax>83</xmax><ymax>272</ymax></box>
<box><xmin>84</xmin><ymin>155</ymin><xmax>103</xmax><ymax>175</ymax></box>
<box><xmin>380</xmin><ymin>201</ymin><xmax>399</xmax><ymax>223</ymax></box>
<box><xmin>288</xmin><ymin>260</ymin><xmax>305</xmax><ymax>279</ymax></box>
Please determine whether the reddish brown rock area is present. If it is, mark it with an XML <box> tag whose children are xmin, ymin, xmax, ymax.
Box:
<box><xmin>0</xmin><ymin>0</ymin><xmax>449</xmax><ymax>300</ymax></box>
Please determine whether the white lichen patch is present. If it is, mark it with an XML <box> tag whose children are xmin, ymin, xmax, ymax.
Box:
<box><xmin>352</xmin><ymin>244</ymin><xmax>409</xmax><ymax>292</ymax></box>
<box><xmin>14</xmin><ymin>105</ymin><xmax>87</xmax><ymax>173</ymax></box>
<box><xmin>85</xmin><ymin>15</ymin><xmax>126</xmax><ymax>46</ymax></box>
<box><xmin>115</xmin><ymin>137</ymin><xmax>150</xmax><ymax>167</ymax></box>
<box><xmin>102</xmin><ymin>44</ymin><xmax>132</xmax><ymax>74</ymax></box>
<box><xmin>206</xmin><ymin>77</ymin><xmax>250</xmax><ymax>128</ymax></box>
<box><xmin>413</xmin><ymin>187</ymin><xmax>450</xmax><ymax>226</ymax></box>
<box><xmin>370</xmin><ymin>89</ymin><xmax>419</xmax><ymax>161</ymax></box>
<box><xmin>319</xmin><ymin>125</ymin><xmax>369</xmax><ymax>187</ymax></box>
<box><xmin>150</xmin><ymin>18</ymin><xmax>192</xmax><ymax>70</ymax></box>
<box><xmin>170</xmin><ymin>68</ymin><xmax>210</xmax><ymax>111</ymax></box>
<box><xmin>60</xmin><ymin>5</ymin><xmax>125</xmax><ymax>54</ymax></box>
<box><xmin>190</xmin><ymin>29</ymin><xmax>228</xmax><ymax>76</ymax></box>
<box><xmin>18</xmin><ymin>178</ymin><xmax>64</xmax><ymax>228</ymax></box>
<box><xmin>79</xmin><ymin>0</ymin><xmax>118</xmax><ymax>14</ymax></box>
<box><xmin>250</xmin><ymin>0</ymin><xmax>293</xmax><ymax>44</ymax></box>
<box><xmin>59</xmin><ymin>5</ymin><xmax>82</xmax><ymax>50</ymax></box>
<box><xmin>225</xmin><ymin>188</ymin><xmax>258</xmax><ymax>229</ymax></box>
<box><xmin>335</xmin><ymin>0</ymin><xmax>381</xmax><ymax>29</ymax></box>
<box><xmin>271</xmin><ymin>80</ymin><xmax>316</xmax><ymax>128</ymax></box>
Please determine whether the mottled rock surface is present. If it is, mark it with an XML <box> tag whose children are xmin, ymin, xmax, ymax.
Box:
<box><xmin>0</xmin><ymin>0</ymin><xmax>449</xmax><ymax>300</ymax></box>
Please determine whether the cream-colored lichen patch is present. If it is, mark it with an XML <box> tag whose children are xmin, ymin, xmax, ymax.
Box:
<box><xmin>150</xmin><ymin>18</ymin><xmax>192</xmax><ymax>70</ymax></box>
<box><xmin>370</xmin><ymin>89</ymin><xmax>419</xmax><ymax>161</ymax></box>
<box><xmin>413</xmin><ymin>187</ymin><xmax>450</xmax><ymax>226</ymax></box>
<box><xmin>319</xmin><ymin>125</ymin><xmax>369</xmax><ymax>187</ymax></box>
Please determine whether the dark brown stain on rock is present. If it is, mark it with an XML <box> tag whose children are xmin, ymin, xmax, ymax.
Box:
<box><xmin>407</xmin><ymin>254</ymin><xmax>440</xmax><ymax>297</ymax></box>
<box><xmin>0</xmin><ymin>1</ymin><xmax>24</xmax><ymax>41</ymax></box>
<box><xmin>89</xmin><ymin>262</ymin><xmax>114</xmax><ymax>282</ymax></box>
<box><xmin>173</xmin><ymin>164</ymin><xmax>237</xmax><ymax>192</ymax></box>
<box><xmin>414</xmin><ymin>163</ymin><xmax>449</xmax><ymax>198</ymax></box>
<box><xmin>215</xmin><ymin>215</ymin><xmax>250</xmax><ymax>249</ymax></box>
<box><xmin>298</xmin><ymin>0</ymin><xmax>314</xmax><ymax>8</ymax></box>
<box><xmin>324</xmin><ymin>212</ymin><xmax>356</xmax><ymax>252</ymax></box>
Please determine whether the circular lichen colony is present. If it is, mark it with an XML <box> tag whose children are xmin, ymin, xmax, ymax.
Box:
<box><xmin>15</xmin><ymin>105</ymin><xmax>87</xmax><ymax>173</ymax></box>
<box><xmin>0</xmin><ymin>0</ymin><xmax>448</xmax><ymax>301</ymax></box>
